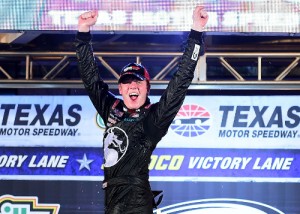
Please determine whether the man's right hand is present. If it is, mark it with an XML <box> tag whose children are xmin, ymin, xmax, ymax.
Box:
<box><xmin>78</xmin><ymin>10</ymin><xmax>98</xmax><ymax>32</ymax></box>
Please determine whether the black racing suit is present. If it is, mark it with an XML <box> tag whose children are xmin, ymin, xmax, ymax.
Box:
<box><xmin>75</xmin><ymin>30</ymin><xmax>204</xmax><ymax>214</ymax></box>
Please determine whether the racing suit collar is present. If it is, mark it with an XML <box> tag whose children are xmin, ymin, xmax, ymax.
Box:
<box><xmin>123</xmin><ymin>97</ymin><xmax>151</xmax><ymax>113</ymax></box>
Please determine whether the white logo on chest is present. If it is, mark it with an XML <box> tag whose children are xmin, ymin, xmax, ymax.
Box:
<box><xmin>103</xmin><ymin>127</ymin><xmax>128</xmax><ymax>167</ymax></box>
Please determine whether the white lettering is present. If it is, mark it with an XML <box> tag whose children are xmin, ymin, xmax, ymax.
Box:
<box><xmin>0</xmin><ymin>155</ymin><xmax>28</xmax><ymax>167</ymax></box>
<box><xmin>188</xmin><ymin>156</ymin><xmax>252</xmax><ymax>170</ymax></box>
<box><xmin>253</xmin><ymin>157</ymin><xmax>294</xmax><ymax>170</ymax></box>
<box><xmin>28</xmin><ymin>155</ymin><xmax>69</xmax><ymax>168</ymax></box>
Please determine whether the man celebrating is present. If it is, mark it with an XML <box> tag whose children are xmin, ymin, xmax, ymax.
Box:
<box><xmin>75</xmin><ymin>6</ymin><xmax>208</xmax><ymax>214</ymax></box>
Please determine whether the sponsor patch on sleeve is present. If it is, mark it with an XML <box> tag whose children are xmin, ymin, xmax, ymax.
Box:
<box><xmin>191</xmin><ymin>44</ymin><xmax>200</xmax><ymax>61</ymax></box>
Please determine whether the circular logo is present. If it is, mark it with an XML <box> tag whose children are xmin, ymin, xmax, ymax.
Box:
<box><xmin>154</xmin><ymin>198</ymin><xmax>284</xmax><ymax>214</ymax></box>
<box><xmin>170</xmin><ymin>104</ymin><xmax>211</xmax><ymax>137</ymax></box>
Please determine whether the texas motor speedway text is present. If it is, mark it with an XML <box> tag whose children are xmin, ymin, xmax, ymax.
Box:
<box><xmin>0</xmin><ymin>127</ymin><xmax>78</xmax><ymax>136</ymax></box>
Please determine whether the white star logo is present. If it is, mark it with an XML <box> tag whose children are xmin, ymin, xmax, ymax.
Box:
<box><xmin>76</xmin><ymin>153</ymin><xmax>94</xmax><ymax>171</ymax></box>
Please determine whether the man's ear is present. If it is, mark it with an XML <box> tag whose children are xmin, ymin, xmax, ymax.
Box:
<box><xmin>118</xmin><ymin>84</ymin><xmax>122</xmax><ymax>95</ymax></box>
<box><xmin>147</xmin><ymin>82</ymin><xmax>151</xmax><ymax>94</ymax></box>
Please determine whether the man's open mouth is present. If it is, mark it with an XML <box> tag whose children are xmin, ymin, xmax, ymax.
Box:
<box><xmin>129</xmin><ymin>92</ymin><xmax>139</xmax><ymax>101</ymax></box>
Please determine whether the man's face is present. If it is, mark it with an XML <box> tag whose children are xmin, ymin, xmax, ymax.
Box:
<box><xmin>118</xmin><ymin>76</ymin><xmax>149</xmax><ymax>110</ymax></box>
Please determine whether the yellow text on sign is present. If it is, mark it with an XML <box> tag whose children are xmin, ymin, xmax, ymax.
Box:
<box><xmin>149</xmin><ymin>155</ymin><xmax>184</xmax><ymax>170</ymax></box>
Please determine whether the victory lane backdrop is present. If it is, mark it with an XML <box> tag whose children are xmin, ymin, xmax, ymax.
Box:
<box><xmin>1</xmin><ymin>95</ymin><xmax>300</xmax><ymax>213</ymax></box>
<box><xmin>0</xmin><ymin>147</ymin><xmax>299</xmax><ymax>182</ymax></box>
<box><xmin>0</xmin><ymin>147</ymin><xmax>102</xmax><ymax>178</ymax></box>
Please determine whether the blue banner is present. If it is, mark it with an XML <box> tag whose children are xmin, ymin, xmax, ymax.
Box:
<box><xmin>1</xmin><ymin>147</ymin><xmax>299</xmax><ymax>182</ymax></box>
